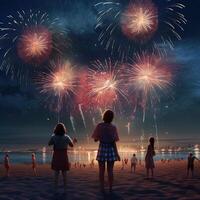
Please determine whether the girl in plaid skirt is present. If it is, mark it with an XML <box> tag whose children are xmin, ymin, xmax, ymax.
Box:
<box><xmin>92</xmin><ymin>110</ymin><xmax>120</xmax><ymax>192</ymax></box>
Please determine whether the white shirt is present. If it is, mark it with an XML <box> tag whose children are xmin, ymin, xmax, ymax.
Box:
<box><xmin>48</xmin><ymin>134</ymin><xmax>73</xmax><ymax>150</ymax></box>
<box><xmin>131</xmin><ymin>157</ymin><xmax>138</xmax><ymax>164</ymax></box>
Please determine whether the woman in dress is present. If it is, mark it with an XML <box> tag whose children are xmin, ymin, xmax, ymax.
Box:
<box><xmin>92</xmin><ymin>110</ymin><xmax>120</xmax><ymax>192</ymax></box>
<box><xmin>48</xmin><ymin>123</ymin><xmax>77</xmax><ymax>190</ymax></box>
<box><xmin>145</xmin><ymin>137</ymin><xmax>156</xmax><ymax>178</ymax></box>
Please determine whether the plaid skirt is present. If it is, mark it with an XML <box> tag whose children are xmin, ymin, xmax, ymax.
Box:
<box><xmin>96</xmin><ymin>143</ymin><xmax>118</xmax><ymax>162</ymax></box>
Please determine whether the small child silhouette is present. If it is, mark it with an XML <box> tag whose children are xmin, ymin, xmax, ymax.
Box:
<box><xmin>187</xmin><ymin>153</ymin><xmax>199</xmax><ymax>178</ymax></box>
<box><xmin>4</xmin><ymin>153</ymin><xmax>10</xmax><ymax>177</ymax></box>
<box><xmin>131</xmin><ymin>154</ymin><xmax>138</xmax><ymax>173</ymax></box>
<box><xmin>32</xmin><ymin>153</ymin><xmax>37</xmax><ymax>176</ymax></box>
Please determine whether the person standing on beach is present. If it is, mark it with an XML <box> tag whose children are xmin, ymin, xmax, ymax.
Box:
<box><xmin>187</xmin><ymin>153</ymin><xmax>199</xmax><ymax>178</ymax></box>
<box><xmin>92</xmin><ymin>110</ymin><xmax>120</xmax><ymax>193</ymax></box>
<box><xmin>131</xmin><ymin>154</ymin><xmax>138</xmax><ymax>173</ymax></box>
<box><xmin>121</xmin><ymin>159</ymin><xmax>125</xmax><ymax>170</ymax></box>
<box><xmin>145</xmin><ymin>137</ymin><xmax>155</xmax><ymax>178</ymax></box>
<box><xmin>4</xmin><ymin>153</ymin><xmax>10</xmax><ymax>177</ymax></box>
<box><xmin>31</xmin><ymin>153</ymin><xmax>37</xmax><ymax>176</ymax></box>
<box><xmin>48</xmin><ymin>123</ymin><xmax>77</xmax><ymax>191</ymax></box>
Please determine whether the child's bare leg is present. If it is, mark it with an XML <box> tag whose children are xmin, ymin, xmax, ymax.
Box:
<box><xmin>151</xmin><ymin>168</ymin><xmax>154</xmax><ymax>177</ymax></box>
<box><xmin>6</xmin><ymin>168</ymin><xmax>9</xmax><ymax>177</ymax></box>
<box><xmin>62</xmin><ymin>170</ymin><xmax>67</xmax><ymax>188</ymax></box>
<box><xmin>134</xmin><ymin>165</ymin><xmax>136</xmax><ymax>173</ymax></box>
<box><xmin>191</xmin><ymin>169</ymin><xmax>194</xmax><ymax>178</ymax></box>
<box><xmin>54</xmin><ymin>171</ymin><xmax>59</xmax><ymax>189</ymax></box>
<box><xmin>107</xmin><ymin>161</ymin><xmax>114</xmax><ymax>192</ymax></box>
<box><xmin>33</xmin><ymin>168</ymin><xmax>37</xmax><ymax>176</ymax></box>
<box><xmin>146</xmin><ymin>168</ymin><xmax>149</xmax><ymax>178</ymax></box>
<box><xmin>98</xmin><ymin>161</ymin><xmax>105</xmax><ymax>192</ymax></box>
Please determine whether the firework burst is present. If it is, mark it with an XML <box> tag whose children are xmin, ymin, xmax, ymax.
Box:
<box><xmin>36</xmin><ymin>60</ymin><xmax>77</xmax><ymax>120</ymax></box>
<box><xmin>127</xmin><ymin>53</ymin><xmax>173</xmax><ymax>121</ymax></box>
<box><xmin>0</xmin><ymin>10</ymin><xmax>69</xmax><ymax>81</ymax></box>
<box><xmin>95</xmin><ymin>0</ymin><xmax>186</xmax><ymax>59</ymax></box>
<box><xmin>120</xmin><ymin>0</ymin><xmax>158</xmax><ymax>41</ymax></box>
<box><xmin>88</xmin><ymin>59</ymin><xmax>127</xmax><ymax>110</ymax></box>
<box><xmin>17</xmin><ymin>26</ymin><xmax>52</xmax><ymax>64</ymax></box>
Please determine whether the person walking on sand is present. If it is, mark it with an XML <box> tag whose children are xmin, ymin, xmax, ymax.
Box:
<box><xmin>145</xmin><ymin>137</ymin><xmax>156</xmax><ymax>178</ymax></box>
<box><xmin>31</xmin><ymin>153</ymin><xmax>37</xmax><ymax>176</ymax></box>
<box><xmin>4</xmin><ymin>153</ymin><xmax>10</xmax><ymax>177</ymax></box>
<box><xmin>92</xmin><ymin>110</ymin><xmax>120</xmax><ymax>193</ymax></box>
<box><xmin>187</xmin><ymin>153</ymin><xmax>199</xmax><ymax>178</ymax></box>
<box><xmin>48</xmin><ymin>123</ymin><xmax>77</xmax><ymax>192</ymax></box>
<box><xmin>131</xmin><ymin>154</ymin><xmax>138</xmax><ymax>173</ymax></box>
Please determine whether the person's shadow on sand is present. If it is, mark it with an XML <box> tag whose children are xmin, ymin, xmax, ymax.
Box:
<box><xmin>103</xmin><ymin>191</ymin><xmax>124</xmax><ymax>200</ymax></box>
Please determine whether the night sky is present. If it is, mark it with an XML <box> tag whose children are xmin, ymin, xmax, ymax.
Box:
<box><xmin>0</xmin><ymin>0</ymin><xmax>200</xmax><ymax>146</ymax></box>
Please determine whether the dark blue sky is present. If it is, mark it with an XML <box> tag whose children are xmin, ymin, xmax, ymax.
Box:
<box><xmin>0</xmin><ymin>0</ymin><xmax>200</xmax><ymax>145</ymax></box>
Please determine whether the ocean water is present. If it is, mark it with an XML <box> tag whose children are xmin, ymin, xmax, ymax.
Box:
<box><xmin>0</xmin><ymin>150</ymin><xmax>199</xmax><ymax>164</ymax></box>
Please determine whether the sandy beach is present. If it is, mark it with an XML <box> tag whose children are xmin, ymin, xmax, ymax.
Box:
<box><xmin>0</xmin><ymin>160</ymin><xmax>200</xmax><ymax>200</ymax></box>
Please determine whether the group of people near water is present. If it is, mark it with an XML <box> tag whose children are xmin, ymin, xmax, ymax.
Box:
<box><xmin>2</xmin><ymin>109</ymin><xmax>200</xmax><ymax>193</ymax></box>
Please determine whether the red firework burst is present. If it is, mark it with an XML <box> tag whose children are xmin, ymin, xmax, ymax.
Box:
<box><xmin>17</xmin><ymin>26</ymin><xmax>52</xmax><ymax>64</ymax></box>
<box><xmin>120</xmin><ymin>0</ymin><xmax>158</xmax><ymax>41</ymax></box>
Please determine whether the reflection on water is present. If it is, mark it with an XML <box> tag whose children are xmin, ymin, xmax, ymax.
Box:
<box><xmin>0</xmin><ymin>149</ymin><xmax>199</xmax><ymax>165</ymax></box>
<box><xmin>42</xmin><ymin>147</ymin><xmax>46</xmax><ymax>164</ymax></box>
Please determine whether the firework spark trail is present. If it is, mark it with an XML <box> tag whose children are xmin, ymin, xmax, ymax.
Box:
<box><xmin>78</xmin><ymin>104</ymin><xmax>86</xmax><ymax>128</ymax></box>
<box><xmin>95</xmin><ymin>0</ymin><xmax>186</xmax><ymax>58</ymax></box>
<box><xmin>92</xmin><ymin>117</ymin><xmax>96</xmax><ymax>126</ymax></box>
<box><xmin>153</xmin><ymin>109</ymin><xmax>159</xmax><ymax>149</ymax></box>
<box><xmin>125</xmin><ymin>122</ymin><xmax>130</xmax><ymax>135</ymax></box>
<box><xmin>70</xmin><ymin>115</ymin><xmax>76</xmax><ymax>133</ymax></box>
<box><xmin>127</xmin><ymin>53</ymin><xmax>173</xmax><ymax>122</ymax></box>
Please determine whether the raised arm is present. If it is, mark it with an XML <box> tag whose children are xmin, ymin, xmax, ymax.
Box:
<box><xmin>91</xmin><ymin>124</ymin><xmax>100</xmax><ymax>142</ymax></box>
<box><xmin>66</xmin><ymin>135</ymin><xmax>74</xmax><ymax>147</ymax></box>
<box><xmin>194</xmin><ymin>156</ymin><xmax>199</xmax><ymax>161</ymax></box>
<box><xmin>48</xmin><ymin>136</ymin><xmax>54</xmax><ymax>146</ymax></box>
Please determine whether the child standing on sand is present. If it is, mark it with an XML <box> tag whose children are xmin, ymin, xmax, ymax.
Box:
<box><xmin>48</xmin><ymin>123</ymin><xmax>77</xmax><ymax>191</ymax></box>
<box><xmin>4</xmin><ymin>153</ymin><xmax>10</xmax><ymax>177</ymax></box>
<box><xmin>31</xmin><ymin>153</ymin><xmax>37</xmax><ymax>176</ymax></box>
<box><xmin>131</xmin><ymin>154</ymin><xmax>138</xmax><ymax>173</ymax></box>
<box><xmin>121</xmin><ymin>159</ymin><xmax>125</xmax><ymax>170</ymax></box>
<box><xmin>145</xmin><ymin>137</ymin><xmax>155</xmax><ymax>178</ymax></box>
<box><xmin>187</xmin><ymin>153</ymin><xmax>199</xmax><ymax>178</ymax></box>
<box><xmin>92</xmin><ymin>110</ymin><xmax>120</xmax><ymax>193</ymax></box>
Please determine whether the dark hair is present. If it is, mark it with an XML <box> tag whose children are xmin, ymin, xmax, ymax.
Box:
<box><xmin>54</xmin><ymin>123</ymin><xmax>66</xmax><ymax>136</ymax></box>
<box><xmin>133</xmin><ymin>154</ymin><xmax>136</xmax><ymax>156</ymax></box>
<box><xmin>149</xmin><ymin>137</ymin><xmax>155</xmax><ymax>149</ymax></box>
<box><xmin>102</xmin><ymin>110</ymin><xmax>114</xmax><ymax>123</ymax></box>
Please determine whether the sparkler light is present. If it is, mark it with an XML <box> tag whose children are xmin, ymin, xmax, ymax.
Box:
<box><xmin>120</xmin><ymin>0</ymin><xmax>158</xmax><ymax>41</ymax></box>
<box><xmin>88</xmin><ymin>59</ymin><xmax>127</xmax><ymax>109</ymax></box>
<box><xmin>17</xmin><ymin>26</ymin><xmax>52</xmax><ymax>64</ymax></box>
